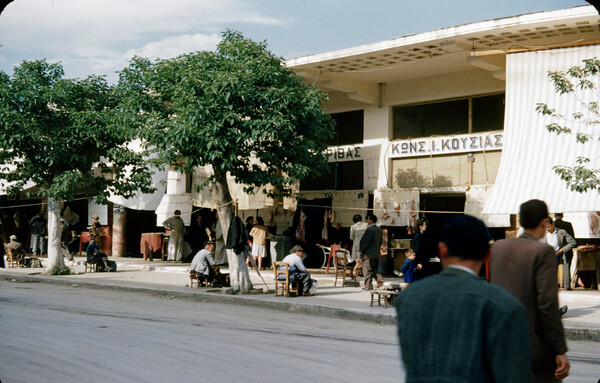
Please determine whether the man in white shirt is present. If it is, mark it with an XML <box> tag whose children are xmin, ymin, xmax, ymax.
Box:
<box><xmin>545</xmin><ymin>217</ymin><xmax>577</xmax><ymax>290</ymax></box>
<box><xmin>281</xmin><ymin>245</ymin><xmax>314</xmax><ymax>296</ymax></box>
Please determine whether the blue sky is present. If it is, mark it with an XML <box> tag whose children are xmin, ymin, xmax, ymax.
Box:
<box><xmin>0</xmin><ymin>0</ymin><xmax>590</xmax><ymax>83</ymax></box>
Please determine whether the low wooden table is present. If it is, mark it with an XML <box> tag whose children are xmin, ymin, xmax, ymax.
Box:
<box><xmin>369</xmin><ymin>281</ymin><xmax>403</xmax><ymax>308</ymax></box>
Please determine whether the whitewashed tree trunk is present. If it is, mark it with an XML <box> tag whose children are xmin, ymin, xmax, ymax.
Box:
<box><xmin>46</xmin><ymin>198</ymin><xmax>65</xmax><ymax>270</ymax></box>
<box><xmin>213</xmin><ymin>171</ymin><xmax>253</xmax><ymax>293</ymax></box>
<box><xmin>112</xmin><ymin>205</ymin><xmax>126</xmax><ymax>257</ymax></box>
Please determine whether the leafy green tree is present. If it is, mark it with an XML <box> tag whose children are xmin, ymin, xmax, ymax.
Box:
<box><xmin>0</xmin><ymin>60</ymin><xmax>154</xmax><ymax>271</ymax></box>
<box><xmin>119</xmin><ymin>31</ymin><xmax>334</xmax><ymax>292</ymax></box>
<box><xmin>536</xmin><ymin>58</ymin><xmax>600</xmax><ymax>193</ymax></box>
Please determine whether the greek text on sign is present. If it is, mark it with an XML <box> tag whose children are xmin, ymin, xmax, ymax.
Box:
<box><xmin>327</xmin><ymin>145</ymin><xmax>361</xmax><ymax>162</ymax></box>
<box><xmin>389</xmin><ymin>131</ymin><xmax>503</xmax><ymax>158</ymax></box>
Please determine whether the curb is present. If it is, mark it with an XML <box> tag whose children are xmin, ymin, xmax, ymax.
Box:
<box><xmin>2</xmin><ymin>271</ymin><xmax>598</xmax><ymax>340</ymax></box>
<box><xmin>0</xmin><ymin>271</ymin><xmax>396</xmax><ymax>325</ymax></box>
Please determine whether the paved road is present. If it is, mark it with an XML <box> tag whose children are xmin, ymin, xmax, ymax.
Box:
<box><xmin>1</xmin><ymin>280</ymin><xmax>401</xmax><ymax>382</ymax></box>
<box><xmin>1</xmin><ymin>280</ymin><xmax>598</xmax><ymax>383</ymax></box>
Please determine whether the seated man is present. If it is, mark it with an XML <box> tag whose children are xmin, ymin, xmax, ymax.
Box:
<box><xmin>281</xmin><ymin>245</ymin><xmax>314</xmax><ymax>296</ymax></box>
<box><xmin>86</xmin><ymin>235</ymin><xmax>110</xmax><ymax>271</ymax></box>
<box><xmin>190</xmin><ymin>242</ymin><xmax>226</xmax><ymax>287</ymax></box>
<box><xmin>6</xmin><ymin>234</ymin><xmax>26</xmax><ymax>265</ymax></box>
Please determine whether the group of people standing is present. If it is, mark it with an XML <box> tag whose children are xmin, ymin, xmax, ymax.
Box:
<box><xmin>0</xmin><ymin>208</ymin><xmax>85</xmax><ymax>268</ymax></box>
<box><xmin>0</xmin><ymin>210</ymin><xmax>49</xmax><ymax>267</ymax></box>
<box><xmin>396</xmin><ymin>199</ymin><xmax>572</xmax><ymax>382</ymax></box>
<box><xmin>347</xmin><ymin>213</ymin><xmax>434</xmax><ymax>290</ymax></box>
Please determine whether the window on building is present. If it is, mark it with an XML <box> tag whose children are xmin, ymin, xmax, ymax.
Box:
<box><xmin>325</xmin><ymin>110</ymin><xmax>364</xmax><ymax>146</ymax></box>
<box><xmin>393</xmin><ymin>94</ymin><xmax>504</xmax><ymax>139</ymax></box>
<box><xmin>472</xmin><ymin>94</ymin><xmax>504</xmax><ymax>132</ymax></box>
<box><xmin>300</xmin><ymin>160</ymin><xmax>364</xmax><ymax>191</ymax></box>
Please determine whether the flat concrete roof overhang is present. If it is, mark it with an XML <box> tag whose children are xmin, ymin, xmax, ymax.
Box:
<box><xmin>286</xmin><ymin>6</ymin><xmax>600</xmax><ymax>105</ymax></box>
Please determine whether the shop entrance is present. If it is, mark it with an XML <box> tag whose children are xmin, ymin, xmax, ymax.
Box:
<box><xmin>292</xmin><ymin>198</ymin><xmax>332</xmax><ymax>268</ymax></box>
<box><xmin>419</xmin><ymin>193</ymin><xmax>466</xmax><ymax>259</ymax></box>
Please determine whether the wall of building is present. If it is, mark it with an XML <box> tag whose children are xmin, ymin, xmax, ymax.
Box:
<box><xmin>319</xmin><ymin>67</ymin><xmax>507</xmax><ymax>195</ymax></box>
<box><xmin>385</xmin><ymin>69</ymin><xmax>505</xmax><ymax>107</ymax></box>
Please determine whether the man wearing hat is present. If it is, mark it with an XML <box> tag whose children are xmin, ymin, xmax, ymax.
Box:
<box><xmin>6</xmin><ymin>234</ymin><xmax>26</xmax><ymax>264</ymax></box>
<box><xmin>281</xmin><ymin>245</ymin><xmax>314</xmax><ymax>296</ymax></box>
<box><xmin>90</xmin><ymin>214</ymin><xmax>104</xmax><ymax>237</ymax></box>
<box><xmin>86</xmin><ymin>234</ymin><xmax>111</xmax><ymax>271</ymax></box>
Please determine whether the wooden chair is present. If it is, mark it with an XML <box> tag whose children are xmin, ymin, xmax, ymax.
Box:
<box><xmin>273</xmin><ymin>261</ymin><xmax>301</xmax><ymax>297</ymax></box>
<box><xmin>334</xmin><ymin>251</ymin><xmax>348</xmax><ymax>287</ymax></box>
<box><xmin>5</xmin><ymin>246</ymin><xmax>19</xmax><ymax>268</ymax></box>
<box><xmin>334</xmin><ymin>250</ymin><xmax>357</xmax><ymax>287</ymax></box>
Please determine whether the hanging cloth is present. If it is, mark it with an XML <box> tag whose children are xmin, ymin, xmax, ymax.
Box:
<box><xmin>226</xmin><ymin>214</ymin><xmax>247</xmax><ymax>255</ymax></box>
<box><xmin>295</xmin><ymin>208</ymin><xmax>307</xmax><ymax>242</ymax></box>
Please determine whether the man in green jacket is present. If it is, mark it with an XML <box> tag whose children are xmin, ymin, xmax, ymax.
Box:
<box><xmin>396</xmin><ymin>215</ymin><xmax>533</xmax><ymax>382</ymax></box>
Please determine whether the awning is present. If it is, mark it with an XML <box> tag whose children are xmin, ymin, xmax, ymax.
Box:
<box><xmin>155</xmin><ymin>194</ymin><xmax>192</xmax><ymax>226</ymax></box>
<box><xmin>191</xmin><ymin>165</ymin><xmax>298</xmax><ymax>211</ymax></box>
<box><xmin>108</xmin><ymin>140</ymin><xmax>168</xmax><ymax>211</ymax></box>
<box><xmin>483</xmin><ymin>45</ymin><xmax>600</xmax><ymax>214</ymax></box>
<box><xmin>465</xmin><ymin>186</ymin><xmax>510</xmax><ymax>227</ymax></box>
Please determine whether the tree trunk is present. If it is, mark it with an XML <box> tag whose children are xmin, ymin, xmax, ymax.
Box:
<box><xmin>112</xmin><ymin>205</ymin><xmax>126</xmax><ymax>257</ymax></box>
<box><xmin>46</xmin><ymin>198</ymin><xmax>65</xmax><ymax>270</ymax></box>
<box><xmin>212</xmin><ymin>171</ymin><xmax>253</xmax><ymax>293</ymax></box>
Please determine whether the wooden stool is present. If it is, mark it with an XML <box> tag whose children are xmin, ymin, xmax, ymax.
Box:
<box><xmin>369</xmin><ymin>289</ymin><xmax>399</xmax><ymax>308</ymax></box>
<box><xmin>189</xmin><ymin>273</ymin><xmax>210</xmax><ymax>288</ymax></box>
<box><xmin>85</xmin><ymin>261</ymin><xmax>100</xmax><ymax>273</ymax></box>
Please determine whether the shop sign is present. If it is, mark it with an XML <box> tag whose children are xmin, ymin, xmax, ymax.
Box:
<box><xmin>326</xmin><ymin>145</ymin><xmax>361</xmax><ymax>162</ymax></box>
<box><xmin>389</xmin><ymin>132</ymin><xmax>503</xmax><ymax>158</ymax></box>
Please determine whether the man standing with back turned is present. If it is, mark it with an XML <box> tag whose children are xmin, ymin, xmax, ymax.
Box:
<box><xmin>358</xmin><ymin>214</ymin><xmax>383</xmax><ymax>290</ymax></box>
<box><xmin>396</xmin><ymin>215</ymin><xmax>532</xmax><ymax>382</ymax></box>
<box><xmin>491</xmin><ymin>199</ymin><xmax>569</xmax><ymax>382</ymax></box>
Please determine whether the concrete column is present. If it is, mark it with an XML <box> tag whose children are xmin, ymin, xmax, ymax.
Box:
<box><xmin>112</xmin><ymin>204</ymin><xmax>126</xmax><ymax>257</ymax></box>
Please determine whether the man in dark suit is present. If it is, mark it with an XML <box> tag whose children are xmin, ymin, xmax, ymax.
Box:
<box><xmin>553</xmin><ymin>213</ymin><xmax>574</xmax><ymax>238</ymax></box>
<box><xmin>491</xmin><ymin>199</ymin><xmax>569</xmax><ymax>382</ymax></box>
<box><xmin>396</xmin><ymin>215</ymin><xmax>533</xmax><ymax>382</ymax></box>
<box><xmin>358</xmin><ymin>214</ymin><xmax>383</xmax><ymax>290</ymax></box>
<box><xmin>545</xmin><ymin>217</ymin><xmax>577</xmax><ymax>290</ymax></box>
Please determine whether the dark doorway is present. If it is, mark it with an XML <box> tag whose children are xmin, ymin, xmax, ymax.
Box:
<box><xmin>419</xmin><ymin>193</ymin><xmax>466</xmax><ymax>259</ymax></box>
<box><xmin>292</xmin><ymin>198</ymin><xmax>332</xmax><ymax>268</ymax></box>
<box><xmin>125</xmin><ymin>209</ymin><xmax>159</xmax><ymax>256</ymax></box>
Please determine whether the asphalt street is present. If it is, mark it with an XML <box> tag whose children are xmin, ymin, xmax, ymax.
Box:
<box><xmin>1</xmin><ymin>280</ymin><xmax>598</xmax><ymax>382</ymax></box>
<box><xmin>1</xmin><ymin>280</ymin><xmax>401</xmax><ymax>383</ymax></box>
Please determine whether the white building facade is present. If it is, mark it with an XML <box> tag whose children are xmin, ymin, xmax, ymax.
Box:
<box><xmin>285</xmin><ymin>5</ymin><xmax>600</xmax><ymax>238</ymax></box>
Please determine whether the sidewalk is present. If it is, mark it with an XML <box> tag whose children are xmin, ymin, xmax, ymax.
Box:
<box><xmin>2</xmin><ymin>256</ymin><xmax>600</xmax><ymax>341</ymax></box>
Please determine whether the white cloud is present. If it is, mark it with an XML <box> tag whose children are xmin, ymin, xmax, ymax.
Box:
<box><xmin>126</xmin><ymin>33</ymin><xmax>221</xmax><ymax>60</ymax></box>
<box><xmin>86</xmin><ymin>33</ymin><xmax>221</xmax><ymax>81</ymax></box>
<box><xmin>1</xmin><ymin>0</ymin><xmax>282</xmax><ymax>43</ymax></box>
<box><xmin>0</xmin><ymin>0</ymin><xmax>283</xmax><ymax>80</ymax></box>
